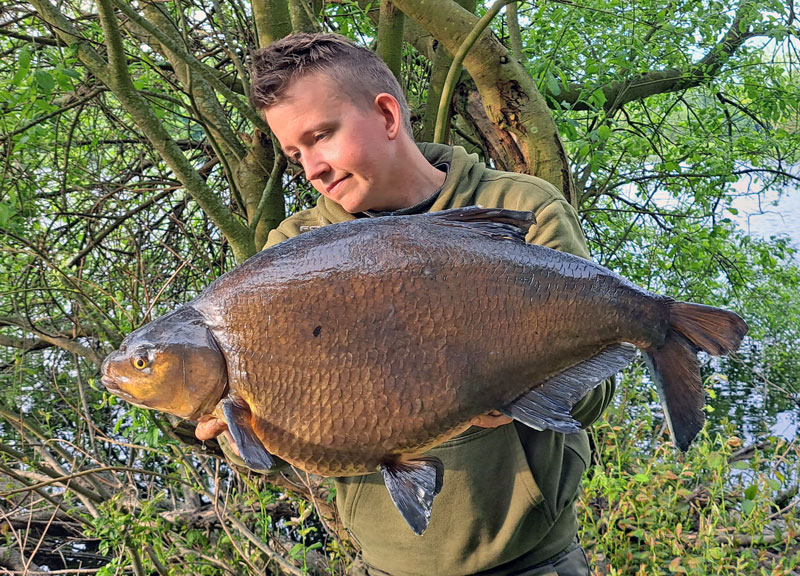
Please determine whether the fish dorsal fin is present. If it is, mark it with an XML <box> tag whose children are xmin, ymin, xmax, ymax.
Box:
<box><xmin>428</xmin><ymin>207</ymin><xmax>535</xmax><ymax>242</ymax></box>
<box><xmin>380</xmin><ymin>456</ymin><xmax>444</xmax><ymax>535</ymax></box>
<box><xmin>221</xmin><ymin>397</ymin><xmax>275</xmax><ymax>471</ymax></box>
<box><xmin>501</xmin><ymin>343</ymin><xmax>637</xmax><ymax>433</ymax></box>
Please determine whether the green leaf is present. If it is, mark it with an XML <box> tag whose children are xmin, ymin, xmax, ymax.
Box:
<box><xmin>33</xmin><ymin>70</ymin><xmax>55</xmax><ymax>92</ymax></box>
<box><xmin>731</xmin><ymin>460</ymin><xmax>750</xmax><ymax>470</ymax></box>
<box><xmin>545</xmin><ymin>74</ymin><xmax>561</xmax><ymax>96</ymax></box>
<box><xmin>741</xmin><ymin>499</ymin><xmax>756</xmax><ymax>515</ymax></box>
<box><xmin>598</xmin><ymin>125</ymin><xmax>611</xmax><ymax>140</ymax></box>
<box><xmin>744</xmin><ymin>484</ymin><xmax>758</xmax><ymax>500</ymax></box>
<box><xmin>0</xmin><ymin>203</ymin><xmax>14</xmax><ymax>227</ymax></box>
<box><xmin>11</xmin><ymin>46</ymin><xmax>32</xmax><ymax>86</ymax></box>
<box><xmin>591</xmin><ymin>88</ymin><xmax>607</xmax><ymax>108</ymax></box>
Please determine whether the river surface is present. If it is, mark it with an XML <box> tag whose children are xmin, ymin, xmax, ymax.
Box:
<box><xmin>730</xmin><ymin>183</ymin><xmax>800</xmax><ymax>249</ymax></box>
<box><xmin>727</xmin><ymin>185</ymin><xmax>799</xmax><ymax>444</ymax></box>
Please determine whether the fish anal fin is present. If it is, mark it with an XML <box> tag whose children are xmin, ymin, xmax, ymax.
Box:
<box><xmin>501</xmin><ymin>343</ymin><xmax>637</xmax><ymax>433</ymax></box>
<box><xmin>221</xmin><ymin>397</ymin><xmax>275</xmax><ymax>471</ymax></box>
<box><xmin>429</xmin><ymin>207</ymin><xmax>535</xmax><ymax>242</ymax></box>
<box><xmin>380</xmin><ymin>456</ymin><xmax>444</xmax><ymax>535</ymax></box>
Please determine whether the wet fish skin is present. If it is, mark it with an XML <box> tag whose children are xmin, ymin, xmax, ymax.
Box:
<box><xmin>102</xmin><ymin>207</ymin><xmax>747</xmax><ymax>475</ymax></box>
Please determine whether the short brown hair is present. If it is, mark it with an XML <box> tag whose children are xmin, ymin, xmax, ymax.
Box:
<box><xmin>250</xmin><ymin>33</ymin><xmax>413</xmax><ymax>137</ymax></box>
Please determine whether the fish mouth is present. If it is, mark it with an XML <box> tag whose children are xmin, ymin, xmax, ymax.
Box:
<box><xmin>100</xmin><ymin>376</ymin><xmax>138</xmax><ymax>404</ymax></box>
<box><xmin>101</xmin><ymin>375</ymin><xmax>119</xmax><ymax>391</ymax></box>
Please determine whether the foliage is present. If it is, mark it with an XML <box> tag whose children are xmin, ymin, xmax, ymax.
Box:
<box><xmin>1</xmin><ymin>0</ymin><xmax>799</xmax><ymax>573</ymax></box>
<box><xmin>580</xmin><ymin>368</ymin><xmax>800</xmax><ymax>576</ymax></box>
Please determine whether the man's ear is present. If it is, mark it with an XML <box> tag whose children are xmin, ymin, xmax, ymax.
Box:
<box><xmin>374</xmin><ymin>93</ymin><xmax>403</xmax><ymax>140</ymax></box>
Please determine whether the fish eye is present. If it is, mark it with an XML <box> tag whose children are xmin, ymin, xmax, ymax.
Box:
<box><xmin>131</xmin><ymin>354</ymin><xmax>149</xmax><ymax>371</ymax></box>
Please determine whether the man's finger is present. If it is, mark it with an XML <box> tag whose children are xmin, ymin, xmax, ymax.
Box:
<box><xmin>195</xmin><ymin>417</ymin><xmax>228</xmax><ymax>441</ymax></box>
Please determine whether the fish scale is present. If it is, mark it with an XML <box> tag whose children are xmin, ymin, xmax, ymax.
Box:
<box><xmin>199</xmin><ymin>223</ymin><xmax>638</xmax><ymax>474</ymax></box>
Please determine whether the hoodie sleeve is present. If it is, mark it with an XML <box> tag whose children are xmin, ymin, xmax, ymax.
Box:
<box><xmin>526</xmin><ymin>198</ymin><xmax>590</xmax><ymax>260</ymax></box>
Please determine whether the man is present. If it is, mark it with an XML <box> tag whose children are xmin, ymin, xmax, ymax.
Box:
<box><xmin>206</xmin><ymin>32</ymin><xmax>612</xmax><ymax>575</ymax></box>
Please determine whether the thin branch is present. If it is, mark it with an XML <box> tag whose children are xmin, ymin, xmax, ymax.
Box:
<box><xmin>0</xmin><ymin>316</ymin><xmax>103</xmax><ymax>367</ymax></box>
<box><xmin>0</xmin><ymin>87</ymin><xmax>106</xmax><ymax>144</ymax></box>
<box><xmin>434</xmin><ymin>0</ymin><xmax>515</xmax><ymax>143</ymax></box>
<box><xmin>0</xmin><ymin>29</ymin><xmax>59</xmax><ymax>45</ymax></box>
<box><xmin>112</xmin><ymin>0</ymin><xmax>269</xmax><ymax>135</ymax></box>
<box><xmin>67</xmin><ymin>187</ymin><xmax>178</xmax><ymax>267</ymax></box>
<box><xmin>554</xmin><ymin>0</ymin><xmax>763</xmax><ymax>111</ymax></box>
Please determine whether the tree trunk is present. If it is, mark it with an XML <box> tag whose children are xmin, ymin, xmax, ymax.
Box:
<box><xmin>391</xmin><ymin>0</ymin><xmax>577</xmax><ymax>206</ymax></box>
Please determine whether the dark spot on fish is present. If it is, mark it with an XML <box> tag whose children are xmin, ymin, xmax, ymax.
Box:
<box><xmin>313</xmin><ymin>326</ymin><xmax>322</xmax><ymax>337</ymax></box>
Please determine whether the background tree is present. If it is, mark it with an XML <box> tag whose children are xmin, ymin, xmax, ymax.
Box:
<box><xmin>1</xmin><ymin>0</ymin><xmax>798</xmax><ymax>573</ymax></box>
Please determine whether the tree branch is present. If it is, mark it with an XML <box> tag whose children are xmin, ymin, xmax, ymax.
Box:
<box><xmin>376</xmin><ymin>0</ymin><xmax>405</xmax><ymax>81</ymax></box>
<box><xmin>555</xmin><ymin>0</ymin><xmax>760</xmax><ymax>112</ymax></box>
<box><xmin>0</xmin><ymin>28</ymin><xmax>59</xmax><ymax>45</ymax></box>
<box><xmin>392</xmin><ymin>0</ymin><xmax>577</xmax><ymax>204</ymax></box>
<box><xmin>90</xmin><ymin>0</ymin><xmax>256</xmax><ymax>261</ymax></box>
<box><xmin>0</xmin><ymin>317</ymin><xmax>104</xmax><ymax>367</ymax></box>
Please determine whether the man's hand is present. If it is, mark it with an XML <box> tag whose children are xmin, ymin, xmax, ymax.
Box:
<box><xmin>471</xmin><ymin>410</ymin><xmax>513</xmax><ymax>428</ymax></box>
<box><xmin>195</xmin><ymin>416</ymin><xmax>228</xmax><ymax>441</ymax></box>
<box><xmin>195</xmin><ymin>416</ymin><xmax>244</xmax><ymax>459</ymax></box>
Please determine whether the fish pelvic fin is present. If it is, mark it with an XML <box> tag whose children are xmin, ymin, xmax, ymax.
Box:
<box><xmin>646</xmin><ymin>301</ymin><xmax>748</xmax><ymax>452</ymax></box>
<box><xmin>428</xmin><ymin>207</ymin><xmax>535</xmax><ymax>242</ymax></box>
<box><xmin>380</xmin><ymin>456</ymin><xmax>444</xmax><ymax>535</ymax></box>
<box><xmin>501</xmin><ymin>343</ymin><xmax>637</xmax><ymax>433</ymax></box>
<box><xmin>221</xmin><ymin>397</ymin><xmax>275</xmax><ymax>471</ymax></box>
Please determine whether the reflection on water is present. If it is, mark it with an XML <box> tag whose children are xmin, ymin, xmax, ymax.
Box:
<box><xmin>710</xmin><ymin>342</ymin><xmax>800</xmax><ymax>445</ymax></box>
<box><xmin>731</xmin><ymin>185</ymin><xmax>800</xmax><ymax>250</ymax></box>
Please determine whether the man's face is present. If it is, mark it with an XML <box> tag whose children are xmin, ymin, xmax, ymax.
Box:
<box><xmin>264</xmin><ymin>73</ymin><xmax>398</xmax><ymax>213</ymax></box>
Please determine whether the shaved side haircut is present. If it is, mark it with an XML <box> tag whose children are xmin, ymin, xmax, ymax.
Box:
<box><xmin>250</xmin><ymin>33</ymin><xmax>413</xmax><ymax>137</ymax></box>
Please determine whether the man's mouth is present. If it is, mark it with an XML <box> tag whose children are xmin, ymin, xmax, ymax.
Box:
<box><xmin>326</xmin><ymin>175</ymin><xmax>350</xmax><ymax>194</ymax></box>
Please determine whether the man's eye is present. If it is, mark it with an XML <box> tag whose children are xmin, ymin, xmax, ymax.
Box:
<box><xmin>314</xmin><ymin>131</ymin><xmax>328</xmax><ymax>141</ymax></box>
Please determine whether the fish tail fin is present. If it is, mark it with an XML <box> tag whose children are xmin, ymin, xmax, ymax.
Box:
<box><xmin>644</xmin><ymin>302</ymin><xmax>748</xmax><ymax>451</ymax></box>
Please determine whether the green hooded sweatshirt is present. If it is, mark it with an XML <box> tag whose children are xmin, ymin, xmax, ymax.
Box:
<box><xmin>263</xmin><ymin>143</ymin><xmax>613</xmax><ymax>575</ymax></box>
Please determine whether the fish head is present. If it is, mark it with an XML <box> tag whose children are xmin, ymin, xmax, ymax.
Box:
<box><xmin>101</xmin><ymin>307</ymin><xmax>227</xmax><ymax>420</ymax></box>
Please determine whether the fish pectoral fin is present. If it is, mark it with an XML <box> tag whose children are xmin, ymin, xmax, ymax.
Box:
<box><xmin>380</xmin><ymin>456</ymin><xmax>444</xmax><ymax>536</ymax></box>
<box><xmin>221</xmin><ymin>398</ymin><xmax>275</xmax><ymax>471</ymax></box>
<box><xmin>501</xmin><ymin>343</ymin><xmax>637</xmax><ymax>433</ymax></box>
<box><xmin>428</xmin><ymin>207</ymin><xmax>534</xmax><ymax>243</ymax></box>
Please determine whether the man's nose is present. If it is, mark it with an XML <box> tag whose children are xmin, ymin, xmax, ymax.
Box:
<box><xmin>303</xmin><ymin>150</ymin><xmax>330</xmax><ymax>181</ymax></box>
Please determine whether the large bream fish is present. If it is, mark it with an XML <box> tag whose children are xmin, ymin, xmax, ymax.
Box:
<box><xmin>101</xmin><ymin>207</ymin><xmax>747</xmax><ymax>534</ymax></box>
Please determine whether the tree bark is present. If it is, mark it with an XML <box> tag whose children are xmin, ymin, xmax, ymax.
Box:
<box><xmin>377</xmin><ymin>0</ymin><xmax>406</xmax><ymax>82</ymax></box>
<box><xmin>391</xmin><ymin>0</ymin><xmax>577</xmax><ymax>206</ymax></box>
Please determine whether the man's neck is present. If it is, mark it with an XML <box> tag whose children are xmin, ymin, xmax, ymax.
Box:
<box><xmin>373</xmin><ymin>140</ymin><xmax>446</xmax><ymax>211</ymax></box>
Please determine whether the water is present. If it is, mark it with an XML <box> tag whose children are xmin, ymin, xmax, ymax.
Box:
<box><xmin>730</xmin><ymin>183</ymin><xmax>800</xmax><ymax>249</ymax></box>
<box><xmin>725</xmin><ymin>185</ymin><xmax>799</xmax><ymax>445</ymax></box>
